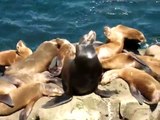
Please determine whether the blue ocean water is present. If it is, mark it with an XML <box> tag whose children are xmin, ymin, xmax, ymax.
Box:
<box><xmin>0</xmin><ymin>0</ymin><xmax>160</xmax><ymax>50</ymax></box>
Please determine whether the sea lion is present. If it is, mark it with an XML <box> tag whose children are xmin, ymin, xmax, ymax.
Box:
<box><xmin>0</xmin><ymin>70</ymin><xmax>60</xmax><ymax>107</ymax></box>
<box><xmin>48</xmin><ymin>38</ymin><xmax>76</xmax><ymax>76</ymax></box>
<box><xmin>5</xmin><ymin>40</ymin><xmax>59</xmax><ymax>75</ymax></box>
<box><xmin>0</xmin><ymin>40</ymin><xmax>32</xmax><ymax>73</ymax></box>
<box><xmin>48</xmin><ymin>32</ymin><xmax>102</xmax><ymax>76</ymax></box>
<box><xmin>100</xmin><ymin>51</ymin><xmax>160</xmax><ymax>79</ymax></box>
<box><xmin>95</xmin><ymin>25</ymin><xmax>146</xmax><ymax>62</ymax></box>
<box><xmin>0</xmin><ymin>82</ymin><xmax>63</xmax><ymax>120</ymax></box>
<box><xmin>43</xmin><ymin>31</ymin><xmax>115</xmax><ymax>108</ymax></box>
<box><xmin>0</xmin><ymin>40</ymin><xmax>32</xmax><ymax>66</ymax></box>
<box><xmin>101</xmin><ymin>67</ymin><xmax>160</xmax><ymax>106</ymax></box>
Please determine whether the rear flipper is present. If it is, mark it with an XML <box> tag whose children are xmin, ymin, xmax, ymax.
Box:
<box><xmin>19</xmin><ymin>99</ymin><xmax>37</xmax><ymax>120</ymax></box>
<box><xmin>42</xmin><ymin>94</ymin><xmax>72</xmax><ymax>108</ymax></box>
<box><xmin>130</xmin><ymin>85</ymin><xmax>158</xmax><ymax>111</ymax></box>
<box><xmin>94</xmin><ymin>88</ymin><xmax>118</xmax><ymax>98</ymax></box>
<box><xmin>0</xmin><ymin>94</ymin><xmax>14</xmax><ymax>107</ymax></box>
<box><xmin>48</xmin><ymin>56</ymin><xmax>62</xmax><ymax>77</ymax></box>
<box><xmin>129</xmin><ymin>84</ymin><xmax>144</xmax><ymax>105</ymax></box>
<box><xmin>123</xmin><ymin>49</ymin><xmax>160</xmax><ymax>80</ymax></box>
<box><xmin>140</xmin><ymin>94</ymin><xmax>158</xmax><ymax>111</ymax></box>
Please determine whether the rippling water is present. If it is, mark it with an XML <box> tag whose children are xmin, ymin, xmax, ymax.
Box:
<box><xmin>0</xmin><ymin>0</ymin><xmax>160</xmax><ymax>50</ymax></box>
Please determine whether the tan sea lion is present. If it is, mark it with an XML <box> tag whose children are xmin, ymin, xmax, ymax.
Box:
<box><xmin>100</xmin><ymin>52</ymin><xmax>160</xmax><ymax>79</ymax></box>
<box><xmin>5</xmin><ymin>40</ymin><xmax>59</xmax><ymax>75</ymax></box>
<box><xmin>0</xmin><ymin>40</ymin><xmax>32</xmax><ymax>66</ymax></box>
<box><xmin>101</xmin><ymin>67</ymin><xmax>160</xmax><ymax>105</ymax></box>
<box><xmin>48</xmin><ymin>38</ymin><xmax>76</xmax><ymax>76</ymax></box>
<box><xmin>0</xmin><ymin>70</ymin><xmax>60</xmax><ymax>106</ymax></box>
<box><xmin>0</xmin><ymin>82</ymin><xmax>63</xmax><ymax>120</ymax></box>
<box><xmin>0</xmin><ymin>40</ymin><xmax>32</xmax><ymax>74</ymax></box>
<box><xmin>95</xmin><ymin>25</ymin><xmax>146</xmax><ymax>61</ymax></box>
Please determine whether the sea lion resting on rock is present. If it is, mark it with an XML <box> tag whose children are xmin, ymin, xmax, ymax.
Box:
<box><xmin>95</xmin><ymin>24</ymin><xmax>146</xmax><ymax>61</ymax></box>
<box><xmin>101</xmin><ymin>67</ymin><xmax>160</xmax><ymax>105</ymax></box>
<box><xmin>0</xmin><ymin>71</ymin><xmax>60</xmax><ymax>107</ymax></box>
<box><xmin>5</xmin><ymin>40</ymin><xmax>59</xmax><ymax>75</ymax></box>
<box><xmin>0</xmin><ymin>40</ymin><xmax>32</xmax><ymax>66</ymax></box>
<box><xmin>43</xmin><ymin>31</ymin><xmax>115</xmax><ymax>108</ymax></box>
<box><xmin>48</xmin><ymin>38</ymin><xmax>76</xmax><ymax>76</ymax></box>
<box><xmin>100</xmin><ymin>51</ymin><xmax>160</xmax><ymax>80</ymax></box>
<box><xmin>0</xmin><ymin>40</ymin><xmax>32</xmax><ymax>73</ymax></box>
<box><xmin>0</xmin><ymin>82</ymin><xmax>63</xmax><ymax>120</ymax></box>
<box><xmin>144</xmin><ymin>44</ymin><xmax>160</xmax><ymax>60</ymax></box>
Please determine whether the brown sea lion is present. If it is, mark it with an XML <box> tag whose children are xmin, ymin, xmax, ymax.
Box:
<box><xmin>0</xmin><ymin>82</ymin><xmax>63</xmax><ymax>120</ymax></box>
<box><xmin>49</xmin><ymin>38</ymin><xmax>76</xmax><ymax>76</ymax></box>
<box><xmin>0</xmin><ymin>40</ymin><xmax>32</xmax><ymax>74</ymax></box>
<box><xmin>0</xmin><ymin>40</ymin><xmax>32</xmax><ymax>66</ymax></box>
<box><xmin>95</xmin><ymin>25</ymin><xmax>146</xmax><ymax>61</ymax></box>
<box><xmin>100</xmin><ymin>52</ymin><xmax>160</xmax><ymax>79</ymax></box>
<box><xmin>0</xmin><ymin>71</ymin><xmax>60</xmax><ymax>107</ymax></box>
<box><xmin>101</xmin><ymin>67</ymin><xmax>160</xmax><ymax>105</ymax></box>
<box><xmin>5</xmin><ymin>40</ymin><xmax>59</xmax><ymax>75</ymax></box>
<box><xmin>96</xmin><ymin>26</ymin><xmax>124</xmax><ymax>60</ymax></box>
<box><xmin>43</xmin><ymin>31</ymin><xmax>115</xmax><ymax>108</ymax></box>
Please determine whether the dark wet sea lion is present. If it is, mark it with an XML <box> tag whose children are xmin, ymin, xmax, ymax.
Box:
<box><xmin>101</xmin><ymin>67</ymin><xmax>160</xmax><ymax>106</ymax></box>
<box><xmin>0</xmin><ymin>82</ymin><xmax>63</xmax><ymax>120</ymax></box>
<box><xmin>43</xmin><ymin>31</ymin><xmax>114</xmax><ymax>108</ymax></box>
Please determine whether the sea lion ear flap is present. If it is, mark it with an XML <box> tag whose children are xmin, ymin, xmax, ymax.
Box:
<box><xmin>0</xmin><ymin>94</ymin><xmax>14</xmax><ymax>107</ymax></box>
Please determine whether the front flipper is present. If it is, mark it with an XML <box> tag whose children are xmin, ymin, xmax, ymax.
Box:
<box><xmin>19</xmin><ymin>100</ymin><xmax>36</xmax><ymax>120</ymax></box>
<box><xmin>0</xmin><ymin>94</ymin><xmax>14</xmax><ymax>107</ymax></box>
<box><xmin>42</xmin><ymin>94</ymin><xmax>72</xmax><ymax>108</ymax></box>
<box><xmin>123</xmin><ymin>49</ymin><xmax>152</xmax><ymax>70</ymax></box>
<box><xmin>129</xmin><ymin>84</ymin><xmax>144</xmax><ymax>105</ymax></box>
<box><xmin>94</xmin><ymin>88</ymin><xmax>118</xmax><ymax>98</ymax></box>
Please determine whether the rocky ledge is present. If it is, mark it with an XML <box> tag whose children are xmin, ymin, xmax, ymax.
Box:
<box><xmin>0</xmin><ymin>78</ymin><xmax>159</xmax><ymax>120</ymax></box>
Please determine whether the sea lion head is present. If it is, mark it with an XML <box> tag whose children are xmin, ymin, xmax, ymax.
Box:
<box><xmin>79</xmin><ymin>30</ymin><xmax>96</xmax><ymax>45</ymax></box>
<box><xmin>16</xmin><ymin>40</ymin><xmax>32</xmax><ymax>58</ymax></box>
<box><xmin>75</xmin><ymin>30</ymin><xmax>99</xmax><ymax>65</ymax></box>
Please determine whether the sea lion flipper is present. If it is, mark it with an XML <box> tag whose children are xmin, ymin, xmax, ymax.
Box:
<box><xmin>94</xmin><ymin>88</ymin><xmax>118</xmax><ymax>98</ymax></box>
<box><xmin>19</xmin><ymin>100</ymin><xmax>36</xmax><ymax>120</ymax></box>
<box><xmin>129</xmin><ymin>84</ymin><xmax>144</xmax><ymax>105</ymax></box>
<box><xmin>123</xmin><ymin>49</ymin><xmax>150</xmax><ymax>68</ymax></box>
<box><xmin>0</xmin><ymin>94</ymin><xmax>14</xmax><ymax>107</ymax></box>
<box><xmin>42</xmin><ymin>94</ymin><xmax>72</xmax><ymax>108</ymax></box>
